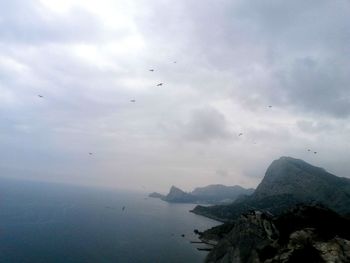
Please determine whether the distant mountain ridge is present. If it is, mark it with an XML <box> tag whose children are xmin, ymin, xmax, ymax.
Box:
<box><xmin>192</xmin><ymin>156</ymin><xmax>350</xmax><ymax>221</ymax></box>
<box><xmin>192</xmin><ymin>184</ymin><xmax>254</xmax><ymax>203</ymax></box>
<box><xmin>149</xmin><ymin>184</ymin><xmax>254</xmax><ymax>204</ymax></box>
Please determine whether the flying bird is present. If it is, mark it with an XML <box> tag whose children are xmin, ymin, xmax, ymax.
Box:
<box><xmin>89</xmin><ymin>153</ymin><xmax>93</xmax><ymax>155</ymax></box>
<box><xmin>130</xmin><ymin>99</ymin><xmax>136</xmax><ymax>103</ymax></box>
<box><xmin>149</xmin><ymin>69</ymin><xmax>154</xmax><ymax>72</ymax></box>
<box><xmin>268</xmin><ymin>105</ymin><xmax>272</xmax><ymax>108</ymax></box>
<box><xmin>238</xmin><ymin>133</ymin><xmax>243</xmax><ymax>136</ymax></box>
<box><xmin>156</xmin><ymin>83</ymin><xmax>163</xmax><ymax>86</ymax></box>
<box><xmin>38</xmin><ymin>95</ymin><xmax>44</xmax><ymax>98</ymax></box>
<box><xmin>307</xmin><ymin>149</ymin><xmax>311</xmax><ymax>152</ymax></box>
<box><xmin>173</xmin><ymin>61</ymin><xmax>177</xmax><ymax>64</ymax></box>
<box><xmin>314</xmin><ymin>152</ymin><xmax>317</xmax><ymax>154</ymax></box>
<box><xmin>122</xmin><ymin>206</ymin><xmax>126</xmax><ymax>211</ymax></box>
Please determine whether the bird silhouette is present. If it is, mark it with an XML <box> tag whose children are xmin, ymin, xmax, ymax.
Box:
<box><xmin>268</xmin><ymin>105</ymin><xmax>272</xmax><ymax>108</ymax></box>
<box><xmin>238</xmin><ymin>133</ymin><xmax>243</xmax><ymax>136</ymax></box>
<box><xmin>130</xmin><ymin>99</ymin><xmax>136</xmax><ymax>103</ymax></box>
<box><xmin>156</xmin><ymin>83</ymin><xmax>163</xmax><ymax>86</ymax></box>
<box><xmin>149</xmin><ymin>69</ymin><xmax>154</xmax><ymax>72</ymax></box>
<box><xmin>173</xmin><ymin>61</ymin><xmax>177</xmax><ymax>64</ymax></box>
<box><xmin>122</xmin><ymin>206</ymin><xmax>126</xmax><ymax>211</ymax></box>
<box><xmin>314</xmin><ymin>152</ymin><xmax>317</xmax><ymax>154</ymax></box>
<box><xmin>38</xmin><ymin>95</ymin><xmax>44</xmax><ymax>98</ymax></box>
<box><xmin>307</xmin><ymin>149</ymin><xmax>311</xmax><ymax>152</ymax></box>
<box><xmin>89</xmin><ymin>153</ymin><xmax>93</xmax><ymax>155</ymax></box>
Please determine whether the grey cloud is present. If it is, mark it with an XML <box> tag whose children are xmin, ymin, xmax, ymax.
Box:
<box><xmin>235</xmin><ymin>1</ymin><xmax>350</xmax><ymax>117</ymax></box>
<box><xmin>181</xmin><ymin>107</ymin><xmax>233</xmax><ymax>142</ymax></box>
<box><xmin>296</xmin><ymin>120</ymin><xmax>332</xmax><ymax>134</ymax></box>
<box><xmin>295</xmin><ymin>119</ymin><xmax>350</xmax><ymax>135</ymax></box>
<box><xmin>148</xmin><ymin>0</ymin><xmax>350</xmax><ymax>117</ymax></box>
<box><xmin>271</xmin><ymin>57</ymin><xmax>350</xmax><ymax>118</ymax></box>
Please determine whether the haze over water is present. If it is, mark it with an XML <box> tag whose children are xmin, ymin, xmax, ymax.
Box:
<box><xmin>0</xmin><ymin>178</ymin><xmax>219</xmax><ymax>263</ymax></box>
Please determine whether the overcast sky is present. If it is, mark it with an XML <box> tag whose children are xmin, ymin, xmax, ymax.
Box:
<box><xmin>1</xmin><ymin>0</ymin><xmax>350</xmax><ymax>192</ymax></box>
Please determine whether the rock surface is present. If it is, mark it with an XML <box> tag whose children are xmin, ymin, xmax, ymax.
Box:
<box><xmin>204</xmin><ymin>205</ymin><xmax>350</xmax><ymax>263</ymax></box>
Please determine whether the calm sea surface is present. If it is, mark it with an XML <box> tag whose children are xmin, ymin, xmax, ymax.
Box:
<box><xmin>0</xmin><ymin>178</ymin><xmax>220</xmax><ymax>263</ymax></box>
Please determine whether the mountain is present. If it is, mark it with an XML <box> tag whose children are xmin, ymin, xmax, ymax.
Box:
<box><xmin>203</xmin><ymin>205</ymin><xmax>350</xmax><ymax>263</ymax></box>
<box><xmin>254</xmin><ymin>156</ymin><xmax>350</xmax><ymax>214</ymax></box>
<box><xmin>162</xmin><ymin>186</ymin><xmax>196</xmax><ymax>203</ymax></box>
<box><xmin>150</xmin><ymin>184</ymin><xmax>254</xmax><ymax>204</ymax></box>
<box><xmin>191</xmin><ymin>184</ymin><xmax>254</xmax><ymax>203</ymax></box>
<box><xmin>192</xmin><ymin>156</ymin><xmax>350</xmax><ymax>221</ymax></box>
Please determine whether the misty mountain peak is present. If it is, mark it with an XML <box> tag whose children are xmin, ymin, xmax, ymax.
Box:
<box><xmin>253</xmin><ymin>156</ymin><xmax>350</xmax><ymax>213</ymax></box>
<box><xmin>169</xmin><ymin>186</ymin><xmax>184</xmax><ymax>193</ymax></box>
<box><xmin>261</xmin><ymin>156</ymin><xmax>329</xmax><ymax>182</ymax></box>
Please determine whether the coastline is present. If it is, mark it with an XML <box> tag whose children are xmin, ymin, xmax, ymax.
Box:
<box><xmin>190</xmin><ymin>208</ymin><xmax>227</xmax><ymax>223</ymax></box>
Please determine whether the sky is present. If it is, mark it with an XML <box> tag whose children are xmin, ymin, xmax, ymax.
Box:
<box><xmin>0</xmin><ymin>0</ymin><xmax>350</xmax><ymax>192</ymax></box>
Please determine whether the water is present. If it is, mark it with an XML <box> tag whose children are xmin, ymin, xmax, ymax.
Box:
<box><xmin>0</xmin><ymin>178</ymin><xmax>220</xmax><ymax>263</ymax></box>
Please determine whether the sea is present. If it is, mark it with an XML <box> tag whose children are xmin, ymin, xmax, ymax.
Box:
<box><xmin>0</xmin><ymin>178</ymin><xmax>220</xmax><ymax>263</ymax></box>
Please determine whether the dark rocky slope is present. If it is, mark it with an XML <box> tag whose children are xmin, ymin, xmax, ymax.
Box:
<box><xmin>254</xmin><ymin>157</ymin><xmax>350</xmax><ymax>214</ymax></box>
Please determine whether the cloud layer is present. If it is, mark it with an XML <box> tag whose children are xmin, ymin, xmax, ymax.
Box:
<box><xmin>1</xmin><ymin>0</ymin><xmax>350</xmax><ymax>191</ymax></box>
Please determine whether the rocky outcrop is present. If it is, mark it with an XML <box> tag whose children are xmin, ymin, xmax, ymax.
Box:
<box><xmin>204</xmin><ymin>205</ymin><xmax>350</xmax><ymax>263</ymax></box>
<box><xmin>162</xmin><ymin>186</ymin><xmax>196</xmax><ymax>203</ymax></box>
<box><xmin>148</xmin><ymin>192</ymin><xmax>165</xmax><ymax>199</ymax></box>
